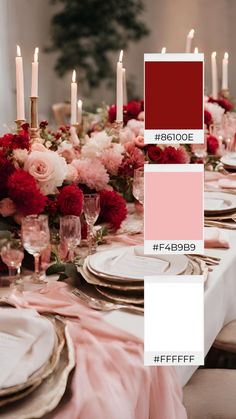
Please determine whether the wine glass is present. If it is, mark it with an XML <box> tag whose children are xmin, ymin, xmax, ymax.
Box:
<box><xmin>133</xmin><ymin>167</ymin><xmax>144</xmax><ymax>205</ymax></box>
<box><xmin>83</xmin><ymin>194</ymin><xmax>100</xmax><ymax>254</ymax></box>
<box><xmin>21</xmin><ymin>214</ymin><xmax>50</xmax><ymax>283</ymax></box>
<box><xmin>59</xmin><ymin>215</ymin><xmax>81</xmax><ymax>262</ymax></box>
<box><xmin>0</xmin><ymin>239</ymin><xmax>24</xmax><ymax>284</ymax></box>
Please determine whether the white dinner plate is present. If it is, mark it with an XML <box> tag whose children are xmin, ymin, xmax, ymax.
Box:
<box><xmin>87</xmin><ymin>246</ymin><xmax>189</xmax><ymax>281</ymax></box>
<box><xmin>204</xmin><ymin>191</ymin><xmax>236</xmax><ymax>214</ymax></box>
<box><xmin>221</xmin><ymin>153</ymin><xmax>236</xmax><ymax>168</ymax></box>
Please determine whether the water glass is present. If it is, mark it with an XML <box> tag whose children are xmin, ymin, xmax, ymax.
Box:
<box><xmin>21</xmin><ymin>214</ymin><xmax>50</xmax><ymax>283</ymax></box>
<box><xmin>0</xmin><ymin>239</ymin><xmax>24</xmax><ymax>281</ymax></box>
<box><xmin>83</xmin><ymin>194</ymin><xmax>100</xmax><ymax>254</ymax></box>
<box><xmin>59</xmin><ymin>215</ymin><xmax>81</xmax><ymax>262</ymax></box>
<box><xmin>133</xmin><ymin>167</ymin><xmax>144</xmax><ymax>205</ymax></box>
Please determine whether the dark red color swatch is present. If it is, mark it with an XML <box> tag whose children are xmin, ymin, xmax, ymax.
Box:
<box><xmin>145</xmin><ymin>61</ymin><xmax>203</xmax><ymax>129</ymax></box>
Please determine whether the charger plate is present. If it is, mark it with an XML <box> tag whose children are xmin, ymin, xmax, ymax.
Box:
<box><xmin>0</xmin><ymin>322</ymin><xmax>75</xmax><ymax>419</ymax></box>
<box><xmin>0</xmin><ymin>316</ymin><xmax>65</xmax><ymax>404</ymax></box>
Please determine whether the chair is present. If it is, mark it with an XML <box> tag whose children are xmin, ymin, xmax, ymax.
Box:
<box><xmin>52</xmin><ymin>102</ymin><xmax>71</xmax><ymax>126</ymax></box>
<box><xmin>183</xmin><ymin>368</ymin><xmax>236</xmax><ymax>418</ymax></box>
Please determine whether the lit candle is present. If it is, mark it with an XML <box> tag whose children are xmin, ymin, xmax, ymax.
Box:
<box><xmin>116</xmin><ymin>50</ymin><xmax>123</xmax><ymax>122</ymax></box>
<box><xmin>211</xmin><ymin>51</ymin><xmax>218</xmax><ymax>99</ymax></box>
<box><xmin>185</xmin><ymin>29</ymin><xmax>194</xmax><ymax>53</ymax></box>
<box><xmin>222</xmin><ymin>52</ymin><xmax>229</xmax><ymax>90</ymax></box>
<box><xmin>122</xmin><ymin>68</ymin><xmax>127</xmax><ymax>105</ymax></box>
<box><xmin>31</xmin><ymin>47</ymin><xmax>39</xmax><ymax>97</ymax></box>
<box><xmin>77</xmin><ymin>99</ymin><xmax>82</xmax><ymax>124</ymax></box>
<box><xmin>194</xmin><ymin>47</ymin><xmax>199</xmax><ymax>54</ymax></box>
<box><xmin>161</xmin><ymin>47</ymin><xmax>166</xmax><ymax>53</ymax></box>
<box><xmin>15</xmin><ymin>45</ymin><xmax>25</xmax><ymax>120</ymax></box>
<box><xmin>70</xmin><ymin>70</ymin><xmax>77</xmax><ymax>125</ymax></box>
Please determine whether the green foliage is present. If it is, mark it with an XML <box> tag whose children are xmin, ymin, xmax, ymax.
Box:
<box><xmin>47</xmin><ymin>0</ymin><xmax>149</xmax><ymax>87</ymax></box>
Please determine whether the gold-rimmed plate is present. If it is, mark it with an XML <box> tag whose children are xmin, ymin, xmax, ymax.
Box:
<box><xmin>95</xmin><ymin>286</ymin><xmax>144</xmax><ymax>305</ymax></box>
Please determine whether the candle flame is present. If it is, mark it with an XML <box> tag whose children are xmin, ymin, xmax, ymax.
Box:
<box><xmin>72</xmin><ymin>70</ymin><xmax>76</xmax><ymax>83</ymax></box>
<box><xmin>194</xmin><ymin>47</ymin><xmax>198</xmax><ymax>53</ymax></box>
<box><xmin>34</xmin><ymin>47</ymin><xmax>39</xmax><ymax>62</ymax></box>
<box><xmin>212</xmin><ymin>51</ymin><xmax>217</xmax><ymax>58</ymax></box>
<box><xmin>17</xmin><ymin>45</ymin><xmax>21</xmax><ymax>57</ymax></box>
<box><xmin>78</xmin><ymin>99</ymin><xmax>82</xmax><ymax>107</ymax></box>
<box><xmin>161</xmin><ymin>47</ymin><xmax>166</xmax><ymax>54</ymax></box>
<box><xmin>188</xmin><ymin>29</ymin><xmax>195</xmax><ymax>38</ymax></box>
<box><xmin>119</xmin><ymin>50</ymin><xmax>123</xmax><ymax>63</ymax></box>
<box><xmin>224</xmin><ymin>52</ymin><xmax>229</xmax><ymax>60</ymax></box>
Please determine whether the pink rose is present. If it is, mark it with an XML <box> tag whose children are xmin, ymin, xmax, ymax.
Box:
<box><xmin>24</xmin><ymin>151</ymin><xmax>67</xmax><ymax>195</ymax></box>
<box><xmin>0</xmin><ymin>198</ymin><xmax>16</xmax><ymax>217</ymax></box>
<box><xmin>119</xmin><ymin>127</ymin><xmax>135</xmax><ymax>144</ymax></box>
<box><xmin>138</xmin><ymin>111</ymin><xmax>144</xmax><ymax>121</ymax></box>
<box><xmin>31</xmin><ymin>143</ymin><xmax>48</xmax><ymax>152</ymax></box>
<box><xmin>66</xmin><ymin>164</ymin><xmax>78</xmax><ymax>182</ymax></box>
<box><xmin>134</xmin><ymin>135</ymin><xmax>145</xmax><ymax>148</ymax></box>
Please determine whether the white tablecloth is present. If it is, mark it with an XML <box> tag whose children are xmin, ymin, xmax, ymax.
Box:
<box><xmin>105</xmin><ymin>228</ymin><xmax>236</xmax><ymax>386</ymax></box>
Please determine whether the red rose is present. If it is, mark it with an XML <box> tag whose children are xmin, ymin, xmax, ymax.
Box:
<box><xmin>98</xmin><ymin>189</ymin><xmax>127</xmax><ymax>231</ymax></box>
<box><xmin>108</xmin><ymin>105</ymin><xmax>116</xmax><ymax>123</ymax></box>
<box><xmin>21</xmin><ymin>123</ymin><xmax>29</xmax><ymax>132</ymax></box>
<box><xmin>39</xmin><ymin>120</ymin><xmax>48</xmax><ymax>129</ymax></box>
<box><xmin>207</xmin><ymin>135</ymin><xmax>219</xmax><ymax>155</ymax></box>
<box><xmin>218</xmin><ymin>98</ymin><xmax>233</xmax><ymax>112</ymax></box>
<box><xmin>126</xmin><ymin>100</ymin><xmax>142</xmax><ymax>120</ymax></box>
<box><xmin>0</xmin><ymin>131</ymin><xmax>30</xmax><ymax>150</ymax></box>
<box><xmin>118</xmin><ymin>143</ymin><xmax>144</xmax><ymax>177</ymax></box>
<box><xmin>204</xmin><ymin>109</ymin><xmax>212</xmax><ymax>126</ymax></box>
<box><xmin>0</xmin><ymin>157</ymin><xmax>15</xmax><ymax>198</ymax></box>
<box><xmin>147</xmin><ymin>145</ymin><xmax>163</xmax><ymax>162</ymax></box>
<box><xmin>57</xmin><ymin>184</ymin><xmax>83</xmax><ymax>216</ymax></box>
<box><xmin>7</xmin><ymin>170</ymin><xmax>46</xmax><ymax>215</ymax></box>
<box><xmin>162</xmin><ymin>146</ymin><xmax>190</xmax><ymax>164</ymax></box>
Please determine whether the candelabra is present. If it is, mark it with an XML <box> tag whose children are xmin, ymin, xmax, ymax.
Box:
<box><xmin>15</xmin><ymin>119</ymin><xmax>25</xmax><ymax>134</ymax></box>
<box><xmin>30</xmin><ymin>96</ymin><xmax>39</xmax><ymax>140</ymax></box>
<box><xmin>220</xmin><ymin>89</ymin><xmax>230</xmax><ymax>99</ymax></box>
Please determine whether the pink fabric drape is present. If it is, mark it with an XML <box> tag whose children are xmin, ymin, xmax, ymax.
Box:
<box><xmin>9</xmin><ymin>283</ymin><xmax>187</xmax><ymax>419</ymax></box>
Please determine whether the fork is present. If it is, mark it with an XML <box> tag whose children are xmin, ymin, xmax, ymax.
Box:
<box><xmin>72</xmin><ymin>289</ymin><xmax>143</xmax><ymax>314</ymax></box>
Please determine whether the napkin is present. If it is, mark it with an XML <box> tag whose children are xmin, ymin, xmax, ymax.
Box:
<box><xmin>106</xmin><ymin>249</ymin><xmax>169</xmax><ymax>278</ymax></box>
<box><xmin>0</xmin><ymin>308</ymin><xmax>55</xmax><ymax>389</ymax></box>
<box><xmin>204</xmin><ymin>227</ymin><xmax>230</xmax><ymax>249</ymax></box>
<box><xmin>204</xmin><ymin>198</ymin><xmax>225</xmax><ymax>210</ymax></box>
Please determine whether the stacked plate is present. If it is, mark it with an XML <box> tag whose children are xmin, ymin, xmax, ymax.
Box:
<box><xmin>0</xmin><ymin>310</ymin><xmax>75</xmax><ymax>419</ymax></box>
<box><xmin>79</xmin><ymin>246</ymin><xmax>207</xmax><ymax>310</ymax></box>
<box><xmin>204</xmin><ymin>191</ymin><xmax>236</xmax><ymax>226</ymax></box>
<box><xmin>221</xmin><ymin>153</ymin><xmax>236</xmax><ymax>171</ymax></box>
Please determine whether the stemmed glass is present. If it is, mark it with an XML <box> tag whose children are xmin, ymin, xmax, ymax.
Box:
<box><xmin>21</xmin><ymin>214</ymin><xmax>50</xmax><ymax>283</ymax></box>
<box><xmin>83</xmin><ymin>194</ymin><xmax>100</xmax><ymax>254</ymax></box>
<box><xmin>59</xmin><ymin>215</ymin><xmax>81</xmax><ymax>262</ymax></box>
<box><xmin>0</xmin><ymin>239</ymin><xmax>24</xmax><ymax>284</ymax></box>
<box><xmin>133</xmin><ymin>167</ymin><xmax>144</xmax><ymax>205</ymax></box>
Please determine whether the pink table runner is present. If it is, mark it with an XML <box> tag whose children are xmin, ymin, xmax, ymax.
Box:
<box><xmin>9</xmin><ymin>283</ymin><xmax>187</xmax><ymax>419</ymax></box>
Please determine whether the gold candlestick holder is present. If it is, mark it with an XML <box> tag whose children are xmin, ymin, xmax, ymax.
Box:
<box><xmin>15</xmin><ymin>119</ymin><xmax>26</xmax><ymax>134</ymax></box>
<box><xmin>30</xmin><ymin>96</ymin><xmax>39</xmax><ymax>140</ymax></box>
<box><xmin>220</xmin><ymin>89</ymin><xmax>230</xmax><ymax>99</ymax></box>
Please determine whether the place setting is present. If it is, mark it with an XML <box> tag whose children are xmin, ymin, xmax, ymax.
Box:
<box><xmin>0</xmin><ymin>306</ymin><xmax>75</xmax><ymax>418</ymax></box>
<box><xmin>204</xmin><ymin>190</ymin><xmax>236</xmax><ymax>229</ymax></box>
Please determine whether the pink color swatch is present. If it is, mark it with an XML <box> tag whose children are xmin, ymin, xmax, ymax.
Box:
<box><xmin>145</xmin><ymin>168</ymin><xmax>203</xmax><ymax>240</ymax></box>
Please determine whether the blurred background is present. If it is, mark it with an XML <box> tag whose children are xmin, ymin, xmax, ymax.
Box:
<box><xmin>0</xmin><ymin>0</ymin><xmax>235</xmax><ymax>130</ymax></box>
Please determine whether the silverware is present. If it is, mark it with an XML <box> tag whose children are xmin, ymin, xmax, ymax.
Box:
<box><xmin>72</xmin><ymin>288</ymin><xmax>143</xmax><ymax>314</ymax></box>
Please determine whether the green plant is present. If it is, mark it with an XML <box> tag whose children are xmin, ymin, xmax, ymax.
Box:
<box><xmin>47</xmin><ymin>0</ymin><xmax>149</xmax><ymax>87</ymax></box>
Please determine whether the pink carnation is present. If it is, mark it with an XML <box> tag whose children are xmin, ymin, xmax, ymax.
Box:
<box><xmin>101</xmin><ymin>149</ymin><xmax>123</xmax><ymax>175</ymax></box>
<box><xmin>72</xmin><ymin>158</ymin><xmax>109</xmax><ymax>191</ymax></box>
<box><xmin>66</xmin><ymin>164</ymin><xmax>78</xmax><ymax>182</ymax></box>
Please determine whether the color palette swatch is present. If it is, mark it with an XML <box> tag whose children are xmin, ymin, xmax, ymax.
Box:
<box><xmin>144</xmin><ymin>275</ymin><xmax>204</xmax><ymax>366</ymax></box>
<box><xmin>144</xmin><ymin>164</ymin><xmax>204</xmax><ymax>254</ymax></box>
<box><xmin>144</xmin><ymin>53</ymin><xmax>204</xmax><ymax>144</ymax></box>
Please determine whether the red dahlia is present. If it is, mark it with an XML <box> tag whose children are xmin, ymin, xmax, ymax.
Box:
<box><xmin>57</xmin><ymin>184</ymin><xmax>83</xmax><ymax>216</ymax></box>
<box><xmin>98</xmin><ymin>189</ymin><xmax>127</xmax><ymax>231</ymax></box>
<box><xmin>207</xmin><ymin>135</ymin><xmax>219</xmax><ymax>155</ymax></box>
<box><xmin>7</xmin><ymin>170</ymin><xmax>46</xmax><ymax>215</ymax></box>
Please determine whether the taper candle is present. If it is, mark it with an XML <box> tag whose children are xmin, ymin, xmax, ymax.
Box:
<box><xmin>122</xmin><ymin>67</ymin><xmax>127</xmax><ymax>105</ymax></box>
<box><xmin>71</xmin><ymin>70</ymin><xmax>77</xmax><ymax>125</ymax></box>
<box><xmin>222</xmin><ymin>52</ymin><xmax>229</xmax><ymax>90</ymax></box>
<box><xmin>77</xmin><ymin>99</ymin><xmax>82</xmax><ymax>124</ymax></box>
<box><xmin>116</xmin><ymin>50</ymin><xmax>123</xmax><ymax>122</ymax></box>
<box><xmin>31</xmin><ymin>47</ymin><xmax>39</xmax><ymax>97</ymax></box>
<box><xmin>15</xmin><ymin>45</ymin><xmax>25</xmax><ymax>120</ymax></box>
<box><xmin>185</xmin><ymin>29</ymin><xmax>194</xmax><ymax>53</ymax></box>
<box><xmin>161</xmin><ymin>47</ymin><xmax>166</xmax><ymax>53</ymax></box>
<box><xmin>211</xmin><ymin>51</ymin><xmax>218</xmax><ymax>99</ymax></box>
